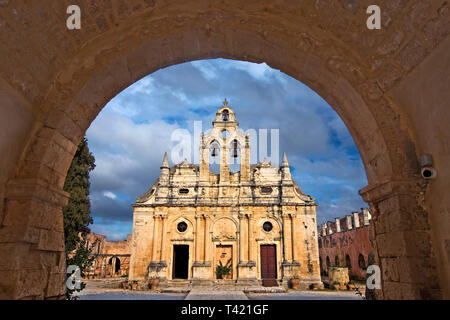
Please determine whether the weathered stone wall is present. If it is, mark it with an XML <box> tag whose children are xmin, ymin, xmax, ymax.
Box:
<box><xmin>84</xmin><ymin>232</ymin><xmax>131</xmax><ymax>279</ymax></box>
<box><xmin>318</xmin><ymin>209</ymin><xmax>372</xmax><ymax>281</ymax></box>
<box><xmin>0</xmin><ymin>0</ymin><xmax>448</xmax><ymax>299</ymax></box>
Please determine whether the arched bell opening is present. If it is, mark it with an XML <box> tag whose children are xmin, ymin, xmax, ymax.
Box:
<box><xmin>229</xmin><ymin>139</ymin><xmax>241</xmax><ymax>173</ymax></box>
<box><xmin>209</xmin><ymin>140</ymin><xmax>221</xmax><ymax>174</ymax></box>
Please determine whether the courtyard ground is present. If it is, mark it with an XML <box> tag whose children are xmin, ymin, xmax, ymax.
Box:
<box><xmin>75</xmin><ymin>285</ymin><xmax>362</xmax><ymax>300</ymax></box>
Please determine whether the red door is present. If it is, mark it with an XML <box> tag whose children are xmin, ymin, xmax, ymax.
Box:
<box><xmin>260</xmin><ymin>245</ymin><xmax>277</xmax><ymax>286</ymax></box>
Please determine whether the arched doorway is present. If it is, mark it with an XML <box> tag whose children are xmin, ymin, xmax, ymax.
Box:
<box><xmin>0</xmin><ymin>2</ymin><xmax>447</xmax><ymax>300</ymax></box>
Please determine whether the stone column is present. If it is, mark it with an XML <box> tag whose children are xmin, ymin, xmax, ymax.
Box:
<box><xmin>151</xmin><ymin>215</ymin><xmax>160</xmax><ymax>263</ymax></box>
<box><xmin>291</xmin><ymin>213</ymin><xmax>297</xmax><ymax>263</ymax></box>
<box><xmin>204</xmin><ymin>214</ymin><xmax>211</xmax><ymax>264</ymax></box>
<box><xmin>239</xmin><ymin>214</ymin><xmax>245</xmax><ymax>264</ymax></box>
<box><xmin>282</xmin><ymin>214</ymin><xmax>289</xmax><ymax>262</ymax></box>
<box><xmin>160</xmin><ymin>215</ymin><xmax>167</xmax><ymax>263</ymax></box>
<box><xmin>360</xmin><ymin>179</ymin><xmax>443</xmax><ymax>300</ymax></box>
<box><xmin>195</xmin><ymin>214</ymin><xmax>201</xmax><ymax>263</ymax></box>
<box><xmin>247</xmin><ymin>214</ymin><xmax>254</xmax><ymax>263</ymax></box>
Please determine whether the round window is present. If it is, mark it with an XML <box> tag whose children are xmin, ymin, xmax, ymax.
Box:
<box><xmin>177</xmin><ymin>222</ymin><xmax>188</xmax><ymax>233</ymax></box>
<box><xmin>263</xmin><ymin>221</ymin><xmax>273</xmax><ymax>232</ymax></box>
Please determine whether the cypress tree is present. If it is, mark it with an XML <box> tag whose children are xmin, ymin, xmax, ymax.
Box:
<box><xmin>63</xmin><ymin>137</ymin><xmax>96</xmax><ymax>299</ymax></box>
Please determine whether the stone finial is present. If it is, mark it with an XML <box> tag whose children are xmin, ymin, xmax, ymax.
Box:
<box><xmin>346</xmin><ymin>215</ymin><xmax>353</xmax><ymax>230</ymax></box>
<box><xmin>321</xmin><ymin>223</ymin><xmax>327</xmax><ymax>236</ymax></box>
<box><xmin>353</xmin><ymin>212</ymin><xmax>360</xmax><ymax>228</ymax></box>
<box><xmin>362</xmin><ymin>208</ymin><xmax>371</xmax><ymax>226</ymax></box>
<box><xmin>223</xmin><ymin>98</ymin><xmax>229</xmax><ymax>107</ymax></box>
<box><xmin>335</xmin><ymin>218</ymin><xmax>341</xmax><ymax>233</ymax></box>
<box><xmin>161</xmin><ymin>152</ymin><xmax>169</xmax><ymax>169</ymax></box>
<box><xmin>327</xmin><ymin>222</ymin><xmax>333</xmax><ymax>235</ymax></box>
<box><xmin>282</xmin><ymin>152</ymin><xmax>289</xmax><ymax>167</ymax></box>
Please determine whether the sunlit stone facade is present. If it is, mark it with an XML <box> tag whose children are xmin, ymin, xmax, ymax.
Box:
<box><xmin>129</xmin><ymin>101</ymin><xmax>322</xmax><ymax>288</ymax></box>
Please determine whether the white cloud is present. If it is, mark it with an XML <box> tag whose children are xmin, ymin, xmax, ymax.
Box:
<box><xmin>103</xmin><ymin>191</ymin><xmax>117</xmax><ymax>200</ymax></box>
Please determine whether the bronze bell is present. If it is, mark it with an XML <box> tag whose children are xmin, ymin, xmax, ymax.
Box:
<box><xmin>232</xmin><ymin>140</ymin><xmax>238</xmax><ymax>158</ymax></box>
<box><xmin>211</xmin><ymin>147</ymin><xmax>218</xmax><ymax>157</ymax></box>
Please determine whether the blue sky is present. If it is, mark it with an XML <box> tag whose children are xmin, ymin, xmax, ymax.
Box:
<box><xmin>85</xmin><ymin>58</ymin><xmax>368</xmax><ymax>241</ymax></box>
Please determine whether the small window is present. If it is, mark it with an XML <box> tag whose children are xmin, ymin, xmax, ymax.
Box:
<box><xmin>222</xmin><ymin>130</ymin><xmax>229</xmax><ymax>139</ymax></box>
<box><xmin>263</xmin><ymin>221</ymin><xmax>273</xmax><ymax>232</ymax></box>
<box><xmin>358</xmin><ymin>254</ymin><xmax>366</xmax><ymax>270</ymax></box>
<box><xmin>177</xmin><ymin>222</ymin><xmax>188</xmax><ymax>233</ymax></box>
<box><xmin>261</xmin><ymin>187</ymin><xmax>273</xmax><ymax>194</ymax></box>
<box><xmin>179</xmin><ymin>188</ymin><xmax>189</xmax><ymax>194</ymax></box>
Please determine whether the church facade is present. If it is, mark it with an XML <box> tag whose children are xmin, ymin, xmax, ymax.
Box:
<box><xmin>129</xmin><ymin>101</ymin><xmax>322</xmax><ymax>289</ymax></box>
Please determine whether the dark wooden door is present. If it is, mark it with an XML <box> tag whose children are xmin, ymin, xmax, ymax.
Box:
<box><xmin>173</xmin><ymin>245</ymin><xmax>189</xmax><ymax>279</ymax></box>
<box><xmin>260</xmin><ymin>245</ymin><xmax>277</xmax><ymax>286</ymax></box>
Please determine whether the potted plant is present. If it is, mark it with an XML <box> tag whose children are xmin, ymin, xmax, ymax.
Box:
<box><xmin>347</xmin><ymin>280</ymin><xmax>355</xmax><ymax>290</ymax></box>
<box><xmin>290</xmin><ymin>276</ymin><xmax>300</xmax><ymax>290</ymax></box>
<box><xmin>332</xmin><ymin>281</ymin><xmax>341</xmax><ymax>290</ymax></box>
<box><xmin>148</xmin><ymin>277</ymin><xmax>160</xmax><ymax>290</ymax></box>
<box><xmin>216</xmin><ymin>258</ymin><xmax>232</xmax><ymax>279</ymax></box>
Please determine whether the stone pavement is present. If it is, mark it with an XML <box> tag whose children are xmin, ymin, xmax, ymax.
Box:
<box><xmin>185</xmin><ymin>287</ymin><xmax>249</xmax><ymax>300</ymax></box>
<box><xmin>76</xmin><ymin>281</ymin><xmax>361</xmax><ymax>300</ymax></box>
<box><xmin>248</xmin><ymin>291</ymin><xmax>362</xmax><ymax>300</ymax></box>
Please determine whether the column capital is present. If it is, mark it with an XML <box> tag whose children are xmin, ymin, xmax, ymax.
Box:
<box><xmin>359</xmin><ymin>178</ymin><xmax>425</xmax><ymax>204</ymax></box>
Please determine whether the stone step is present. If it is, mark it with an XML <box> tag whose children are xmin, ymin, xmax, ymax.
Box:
<box><xmin>243</xmin><ymin>286</ymin><xmax>286</xmax><ymax>293</ymax></box>
<box><xmin>160</xmin><ymin>287</ymin><xmax>191</xmax><ymax>294</ymax></box>
<box><xmin>167</xmin><ymin>280</ymin><xmax>191</xmax><ymax>287</ymax></box>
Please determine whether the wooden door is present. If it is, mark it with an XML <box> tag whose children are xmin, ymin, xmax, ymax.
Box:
<box><xmin>260</xmin><ymin>245</ymin><xmax>277</xmax><ymax>286</ymax></box>
<box><xmin>215</xmin><ymin>245</ymin><xmax>233</xmax><ymax>279</ymax></box>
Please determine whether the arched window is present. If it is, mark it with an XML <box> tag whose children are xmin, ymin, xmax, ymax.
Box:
<box><xmin>358</xmin><ymin>254</ymin><xmax>366</xmax><ymax>270</ymax></box>
<box><xmin>229</xmin><ymin>139</ymin><xmax>240</xmax><ymax>172</ymax></box>
<box><xmin>345</xmin><ymin>254</ymin><xmax>352</xmax><ymax>270</ymax></box>
<box><xmin>335</xmin><ymin>255</ymin><xmax>339</xmax><ymax>266</ymax></box>
<box><xmin>326</xmin><ymin>256</ymin><xmax>331</xmax><ymax>267</ymax></box>
<box><xmin>222</xmin><ymin>109</ymin><xmax>229</xmax><ymax>121</ymax></box>
<box><xmin>209</xmin><ymin>141</ymin><xmax>220</xmax><ymax>174</ymax></box>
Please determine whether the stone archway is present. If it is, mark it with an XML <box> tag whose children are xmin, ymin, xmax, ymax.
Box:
<box><xmin>0</xmin><ymin>1</ymin><xmax>448</xmax><ymax>299</ymax></box>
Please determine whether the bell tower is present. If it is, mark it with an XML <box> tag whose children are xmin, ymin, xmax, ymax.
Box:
<box><xmin>199</xmin><ymin>99</ymin><xmax>250</xmax><ymax>187</ymax></box>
